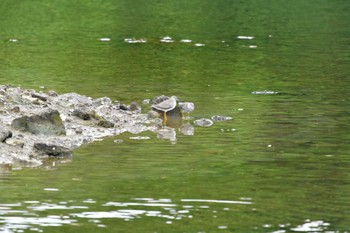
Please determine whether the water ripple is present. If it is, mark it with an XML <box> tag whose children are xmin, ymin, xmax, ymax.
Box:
<box><xmin>0</xmin><ymin>198</ymin><xmax>339</xmax><ymax>232</ymax></box>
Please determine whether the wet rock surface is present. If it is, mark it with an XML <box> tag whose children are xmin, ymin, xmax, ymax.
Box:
<box><xmin>0</xmin><ymin>85</ymin><xmax>234</xmax><ymax>167</ymax></box>
<box><xmin>11</xmin><ymin>109</ymin><xmax>66</xmax><ymax>136</ymax></box>
<box><xmin>0</xmin><ymin>85</ymin><xmax>160</xmax><ymax>167</ymax></box>
<box><xmin>34</xmin><ymin>143</ymin><xmax>72</xmax><ymax>157</ymax></box>
<box><xmin>0</xmin><ymin>127</ymin><xmax>12</xmax><ymax>142</ymax></box>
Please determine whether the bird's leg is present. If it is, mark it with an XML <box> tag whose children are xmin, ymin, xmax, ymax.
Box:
<box><xmin>163</xmin><ymin>112</ymin><xmax>168</xmax><ymax>126</ymax></box>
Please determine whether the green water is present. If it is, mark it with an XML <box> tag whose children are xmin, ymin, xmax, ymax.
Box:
<box><xmin>1</xmin><ymin>0</ymin><xmax>350</xmax><ymax>232</ymax></box>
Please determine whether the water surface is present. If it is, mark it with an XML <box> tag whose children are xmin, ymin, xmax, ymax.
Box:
<box><xmin>0</xmin><ymin>0</ymin><xmax>349</xmax><ymax>232</ymax></box>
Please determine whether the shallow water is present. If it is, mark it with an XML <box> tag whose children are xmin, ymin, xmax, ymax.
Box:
<box><xmin>1</xmin><ymin>0</ymin><xmax>350</xmax><ymax>232</ymax></box>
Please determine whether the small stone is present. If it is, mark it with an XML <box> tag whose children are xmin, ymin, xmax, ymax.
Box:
<box><xmin>72</xmin><ymin>108</ymin><xmax>92</xmax><ymax>120</ymax></box>
<box><xmin>129</xmin><ymin>101</ymin><xmax>141</xmax><ymax>112</ymax></box>
<box><xmin>11</xmin><ymin>106</ymin><xmax>20</xmax><ymax>113</ymax></box>
<box><xmin>119</xmin><ymin>104</ymin><xmax>128</xmax><ymax>111</ymax></box>
<box><xmin>98</xmin><ymin>120</ymin><xmax>114</xmax><ymax>128</ymax></box>
<box><xmin>194</xmin><ymin>118</ymin><xmax>214</xmax><ymax>127</ymax></box>
<box><xmin>93</xmin><ymin>97</ymin><xmax>112</xmax><ymax>107</ymax></box>
<box><xmin>31</xmin><ymin>93</ymin><xmax>47</xmax><ymax>102</ymax></box>
<box><xmin>75</xmin><ymin>128</ymin><xmax>83</xmax><ymax>134</ymax></box>
<box><xmin>5</xmin><ymin>138</ymin><xmax>24</xmax><ymax>148</ymax></box>
<box><xmin>147</xmin><ymin>110</ymin><xmax>160</xmax><ymax>119</ymax></box>
<box><xmin>47</xmin><ymin>90</ymin><xmax>58</xmax><ymax>97</ymax></box>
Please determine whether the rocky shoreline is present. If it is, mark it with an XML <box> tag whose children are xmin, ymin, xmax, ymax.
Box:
<box><xmin>0</xmin><ymin>85</ymin><xmax>233</xmax><ymax>168</ymax></box>
<box><xmin>0</xmin><ymin>85</ymin><xmax>163</xmax><ymax>167</ymax></box>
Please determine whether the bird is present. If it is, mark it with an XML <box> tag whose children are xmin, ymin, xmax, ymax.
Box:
<box><xmin>151</xmin><ymin>96</ymin><xmax>178</xmax><ymax>125</ymax></box>
<box><xmin>179</xmin><ymin>102</ymin><xmax>195</xmax><ymax>119</ymax></box>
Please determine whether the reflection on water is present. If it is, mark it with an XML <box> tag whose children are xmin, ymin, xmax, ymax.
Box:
<box><xmin>1</xmin><ymin>0</ymin><xmax>349</xmax><ymax>232</ymax></box>
<box><xmin>121</xmin><ymin>35</ymin><xmax>261</xmax><ymax>48</ymax></box>
<box><xmin>0</xmin><ymin>197</ymin><xmax>250</xmax><ymax>232</ymax></box>
<box><xmin>156</xmin><ymin>127</ymin><xmax>177</xmax><ymax>144</ymax></box>
<box><xmin>0</xmin><ymin>197</ymin><xmax>338</xmax><ymax>233</ymax></box>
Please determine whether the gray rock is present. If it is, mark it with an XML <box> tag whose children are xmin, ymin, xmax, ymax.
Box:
<box><xmin>58</xmin><ymin>93</ymin><xmax>93</xmax><ymax>106</ymax></box>
<box><xmin>93</xmin><ymin>97</ymin><xmax>112</xmax><ymax>107</ymax></box>
<box><xmin>211</xmin><ymin>115</ymin><xmax>233</xmax><ymax>122</ymax></box>
<box><xmin>47</xmin><ymin>90</ymin><xmax>58</xmax><ymax>97</ymax></box>
<box><xmin>72</xmin><ymin>108</ymin><xmax>92</xmax><ymax>120</ymax></box>
<box><xmin>31</xmin><ymin>93</ymin><xmax>47</xmax><ymax>102</ymax></box>
<box><xmin>5</xmin><ymin>137</ymin><xmax>24</xmax><ymax>148</ymax></box>
<box><xmin>11</xmin><ymin>116</ymin><xmax>29</xmax><ymax>131</ymax></box>
<box><xmin>147</xmin><ymin>110</ymin><xmax>160</xmax><ymax>119</ymax></box>
<box><xmin>179</xmin><ymin>102</ymin><xmax>195</xmax><ymax>114</ymax></box>
<box><xmin>0</xmin><ymin>128</ymin><xmax>12</xmax><ymax>142</ymax></box>
<box><xmin>119</xmin><ymin>104</ymin><xmax>128</xmax><ymax>111</ymax></box>
<box><xmin>0</xmin><ymin>85</ymin><xmax>185</xmax><ymax>167</ymax></box>
<box><xmin>34</xmin><ymin>143</ymin><xmax>72</xmax><ymax>157</ymax></box>
<box><xmin>98</xmin><ymin>120</ymin><xmax>114</xmax><ymax>128</ymax></box>
<box><xmin>11</xmin><ymin>106</ymin><xmax>20</xmax><ymax>113</ymax></box>
<box><xmin>194</xmin><ymin>118</ymin><xmax>214</xmax><ymax>127</ymax></box>
<box><xmin>129</xmin><ymin>101</ymin><xmax>141</xmax><ymax>112</ymax></box>
<box><xmin>11</xmin><ymin>109</ymin><xmax>66</xmax><ymax>136</ymax></box>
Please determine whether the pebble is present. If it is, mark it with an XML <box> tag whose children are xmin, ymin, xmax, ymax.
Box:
<box><xmin>5</xmin><ymin>138</ymin><xmax>24</xmax><ymax>148</ymax></box>
<box><xmin>194</xmin><ymin>118</ymin><xmax>213</xmax><ymax>127</ymax></box>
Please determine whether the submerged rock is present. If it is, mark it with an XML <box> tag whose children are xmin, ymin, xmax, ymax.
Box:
<box><xmin>179</xmin><ymin>123</ymin><xmax>194</xmax><ymax>136</ymax></box>
<box><xmin>194</xmin><ymin>118</ymin><xmax>214</xmax><ymax>127</ymax></box>
<box><xmin>157</xmin><ymin>127</ymin><xmax>176</xmax><ymax>143</ymax></box>
<box><xmin>211</xmin><ymin>115</ymin><xmax>233</xmax><ymax>122</ymax></box>
<box><xmin>0</xmin><ymin>85</ymin><xmax>163</xmax><ymax>167</ymax></box>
